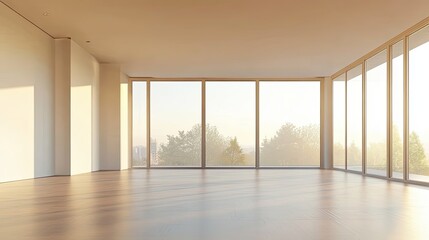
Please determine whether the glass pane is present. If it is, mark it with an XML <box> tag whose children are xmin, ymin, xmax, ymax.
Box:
<box><xmin>366</xmin><ymin>50</ymin><xmax>387</xmax><ymax>176</ymax></box>
<box><xmin>260</xmin><ymin>82</ymin><xmax>320</xmax><ymax>167</ymax></box>
<box><xmin>150</xmin><ymin>82</ymin><xmax>201</xmax><ymax>167</ymax></box>
<box><xmin>132</xmin><ymin>82</ymin><xmax>147</xmax><ymax>167</ymax></box>
<box><xmin>333</xmin><ymin>74</ymin><xmax>346</xmax><ymax>169</ymax></box>
<box><xmin>206</xmin><ymin>82</ymin><xmax>255</xmax><ymax>167</ymax></box>
<box><xmin>392</xmin><ymin>41</ymin><xmax>404</xmax><ymax>179</ymax></box>
<box><xmin>347</xmin><ymin>65</ymin><xmax>363</xmax><ymax>172</ymax></box>
<box><xmin>409</xmin><ymin>26</ymin><xmax>429</xmax><ymax>182</ymax></box>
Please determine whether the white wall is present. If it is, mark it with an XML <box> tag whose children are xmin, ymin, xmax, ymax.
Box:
<box><xmin>70</xmin><ymin>41</ymin><xmax>100</xmax><ymax>175</ymax></box>
<box><xmin>0</xmin><ymin>3</ymin><xmax>55</xmax><ymax>182</ymax></box>
<box><xmin>55</xmin><ymin>39</ymin><xmax>100</xmax><ymax>176</ymax></box>
<box><xmin>100</xmin><ymin>64</ymin><xmax>129</xmax><ymax>170</ymax></box>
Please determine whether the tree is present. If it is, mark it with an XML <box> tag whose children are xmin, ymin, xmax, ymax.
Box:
<box><xmin>205</xmin><ymin>125</ymin><xmax>227</xmax><ymax>165</ymax></box>
<box><xmin>222</xmin><ymin>137</ymin><xmax>245</xmax><ymax>165</ymax></box>
<box><xmin>392</xmin><ymin>125</ymin><xmax>403</xmax><ymax>171</ymax></box>
<box><xmin>333</xmin><ymin>143</ymin><xmax>345</xmax><ymax>165</ymax></box>
<box><xmin>347</xmin><ymin>142</ymin><xmax>361</xmax><ymax>168</ymax></box>
<box><xmin>158</xmin><ymin>124</ymin><xmax>247</xmax><ymax>166</ymax></box>
<box><xmin>260</xmin><ymin>123</ymin><xmax>319</xmax><ymax>166</ymax></box>
<box><xmin>409</xmin><ymin>131</ymin><xmax>427</xmax><ymax>174</ymax></box>
<box><xmin>158</xmin><ymin>125</ymin><xmax>201</xmax><ymax>166</ymax></box>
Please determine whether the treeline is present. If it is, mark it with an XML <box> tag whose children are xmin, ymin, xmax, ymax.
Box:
<box><xmin>156</xmin><ymin>123</ymin><xmax>320</xmax><ymax>166</ymax></box>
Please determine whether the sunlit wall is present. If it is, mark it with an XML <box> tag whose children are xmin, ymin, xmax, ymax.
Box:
<box><xmin>120</xmin><ymin>76</ymin><xmax>129</xmax><ymax>170</ymax></box>
<box><xmin>70</xmin><ymin>41</ymin><xmax>99</xmax><ymax>175</ymax></box>
<box><xmin>0</xmin><ymin>3</ymin><xmax>54</xmax><ymax>182</ymax></box>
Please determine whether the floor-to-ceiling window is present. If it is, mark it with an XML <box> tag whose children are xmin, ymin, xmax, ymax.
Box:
<box><xmin>260</xmin><ymin>81</ymin><xmax>320</xmax><ymax>166</ymax></box>
<box><xmin>150</xmin><ymin>81</ymin><xmax>202</xmax><ymax>167</ymax></box>
<box><xmin>365</xmin><ymin>50</ymin><xmax>387</xmax><ymax>176</ymax></box>
<box><xmin>205</xmin><ymin>81</ymin><xmax>255</xmax><ymax>167</ymax></box>
<box><xmin>409</xmin><ymin>25</ymin><xmax>429</xmax><ymax>182</ymax></box>
<box><xmin>132</xmin><ymin>82</ymin><xmax>147</xmax><ymax>167</ymax></box>
<box><xmin>333</xmin><ymin>74</ymin><xmax>346</xmax><ymax>169</ymax></box>
<box><xmin>391</xmin><ymin>41</ymin><xmax>404</xmax><ymax>179</ymax></box>
<box><xmin>327</xmin><ymin>19</ymin><xmax>429</xmax><ymax>185</ymax></box>
<box><xmin>347</xmin><ymin>65</ymin><xmax>363</xmax><ymax>172</ymax></box>
<box><xmin>131</xmin><ymin>79</ymin><xmax>321</xmax><ymax>168</ymax></box>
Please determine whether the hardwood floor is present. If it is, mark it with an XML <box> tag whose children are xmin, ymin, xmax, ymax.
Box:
<box><xmin>1</xmin><ymin>169</ymin><xmax>429</xmax><ymax>240</ymax></box>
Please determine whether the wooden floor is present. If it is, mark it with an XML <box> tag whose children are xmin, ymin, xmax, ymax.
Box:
<box><xmin>1</xmin><ymin>170</ymin><xmax>429</xmax><ymax>240</ymax></box>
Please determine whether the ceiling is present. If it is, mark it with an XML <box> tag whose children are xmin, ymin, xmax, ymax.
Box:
<box><xmin>3</xmin><ymin>0</ymin><xmax>429</xmax><ymax>78</ymax></box>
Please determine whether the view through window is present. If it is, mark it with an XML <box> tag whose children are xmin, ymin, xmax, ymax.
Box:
<box><xmin>131</xmin><ymin>80</ymin><xmax>320</xmax><ymax>168</ymax></box>
<box><xmin>205</xmin><ymin>82</ymin><xmax>255</xmax><ymax>167</ymax></box>
<box><xmin>260</xmin><ymin>82</ymin><xmax>320</xmax><ymax>166</ymax></box>
<box><xmin>347</xmin><ymin>65</ymin><xmax>363</xmax><ymax>172</ymax></box>
<box><xmin>333</xmin><ymin>74</ymin><xmax>346</xmax><ymax>169</ymax></box>
<box><xmin>365</xmin><ymin>50</ymin><xmax>387</xmax><ymax>176</ymax></box>
<box><xmin>132</xmin><ymin>82</ymin><xmax>147</xmax><ymax>167</ymax></box>
<box><xmin>392</xmin><ymin>41</ymin><xmax>404</xmax><ymax>179</ymax></box>
<box><xmin>409</xmin><ymin>26</ymin><xmax>429</xmax><ymax>182</ymax></box>
<box><xmin>150</xmin><ymin>81</ymin><xmax>201</xmax><ymax>167</ymax></box>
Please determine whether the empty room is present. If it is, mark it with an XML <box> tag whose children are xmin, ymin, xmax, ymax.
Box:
<box><xmin>2</xmin><ymin>0</ymin><xmax>429</xmax><ymax>239</ymax></box>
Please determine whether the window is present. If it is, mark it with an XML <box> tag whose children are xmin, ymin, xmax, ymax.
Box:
<box><xmin>206</xmin><ymin>82</ymin><xmax>255</xmax><ymax>167</ymax></box>
<box><xmin>365</xmin><ymin>50</ymin><xmax>387</xmax><ymax>176</ymax></box>
<box><xmin>333</xmin><ymin>74</ymin><xmax>346</xmax><ymax>169</ymax></box>
<box><xmin>150</xmin><ymin>81</ymin><xmax>201</xmax><ymax>167</ymax></box>
<box><xmin>132</xmin><ymin>82</ymin><xmax>147</xmax><ymax>167</ymax></box>
<box><xmin>347</xmin><ymin>65</ymin><xmax>363</xmax><ymax>172</ymax></box>
<box><xmin>260</xmin><ymin>81</ymin><xmax>320</xmax><ymax>166</ymax></box>
<box><xmin>408</xmin><ymin>26</ymin><xmax>429</xmax><ymax>182</ymax></box>
<box><xmin>392</xmin><ymin>41</ymin><xmax>404</xmax><ymax>179</ymax></box>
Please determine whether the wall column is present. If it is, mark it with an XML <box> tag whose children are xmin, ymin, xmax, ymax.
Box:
<box><xmin>321</xmin><ymin>77</ymin><xmax>333</xmax><ymax>169</ymax></box>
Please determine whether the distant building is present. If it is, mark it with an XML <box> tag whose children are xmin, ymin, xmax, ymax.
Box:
<box><xmin>150</xmin><ymin>139</ymin><xmax>157</xmax><ymax>165</ymax></box>
<box><xmin>132</xmin><ymin>145</ymin><xmax>146</xmax><ymax>166</ymax></box>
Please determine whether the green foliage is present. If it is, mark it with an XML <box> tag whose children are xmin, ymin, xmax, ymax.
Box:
<box><xmin>391</xmin><ymin>125</ymin><xmax>403</xmax><ymax>171</ymax></box>
<box><xmin>158</xmin><ymin>125</ymin><xmax>201</xmax><ymax>166</ymax></box>
<box><xmin>158</xmin><ymin>124</ymin><xmax>247</xmax><ymax>166</ymax></box>
<box><xmin>409</xmin><ymin>131</ymin><xmax>427</xmax><ymax>174</ymax></box>
<box><xmin>222</xmin><ymin>137</ymin><xmax>245</xmax><ymax>165</ymax></box>
<box><xmin>333</xmin><ymin>143</ymin><xmax>345</xmax><ymax>165</ymax></box>
<box><xmin>344</xmin><ymin>125</ymin><xmax>428</xmax><ymax>173</ymax></box>
<box><xmin>260</xmin><ymin>123</ymin><xmax>319</xmax><ymax>166</ymax></box>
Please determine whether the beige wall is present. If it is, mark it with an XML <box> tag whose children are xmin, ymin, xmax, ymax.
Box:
<box><xmin>100</xmin><ymin>64</ymin><xmax>121</xmax><ymax>170</ymax></box>
<box><xmin>70</xmin><ymin>41</ymin><xmax>100</xmax><ymax>175</ymax></box>
<box><xmin>54</xmin><ymin>39</ymin><xmax>71</xmax><ymax>175</ymax></box>
<box><xmin>0</xmin><ymin>3</ymin><xmax>55</xmax><ymax>182</ymax></box>
<box><xmin>100</xmin><ymin>64</ymin><xmax>129</xmax><ymax>170</ymax></box>
<box><xmin>55</xmin><ymin>39</ymin><xmax>100</xmax><ymax>176</ymax></box>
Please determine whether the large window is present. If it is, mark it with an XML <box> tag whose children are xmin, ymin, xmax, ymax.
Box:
<box><xmin>260</xmin><ymin>82</ymin><xmax>320</xmax><ymax>166</ymax></box>
<box><xmin>333</xmin><ymin>74</ymin><xmax>346</xmax><ymax>169</ymax></box>
<box><xmin>328</xmin><ymin>21</ymin><xmax>429</xmax><ymax>185</ymax></box>
<box><xmin>132</xmin><ymin>79</ymin><xmax>321</xmax><ymax>168</ymax></box>
<box><xmin>150</xmin><ymin>81</ymin><xmax>201</xmax><ymax>167</ymax></box>
<box><xmin>206</xmin><ymin>82</ymin><xmax>255</xmax><ymax>167</ymax></box>
<box><xmin>392</xmin><ymin>41</ymin><xmax>404</xmax><ymax>179</ymax></box>
<box><xmin>365</xmin><ymin>50</ymin><xmax>387</xmax><ymax>176</ymax></box>
<box><xmin>409</xmin><ymin>26</ymin><xmax>429</xmax><ymax>182</ymax></box>
<box><xmin>132</xmin><ymin>82</ymin><xmax>147</xmax><ymax>167</ymax></box>
<box><xmin>347</xmin><ymin>65</ymin><xmax>363</xmax><ymax>172</ymax></box>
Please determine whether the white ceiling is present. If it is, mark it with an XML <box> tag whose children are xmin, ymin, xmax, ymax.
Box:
<box><xmin>3</xmin><ymin>0</ymin><xmax>429</xmax><ymax>77</ymax></box>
